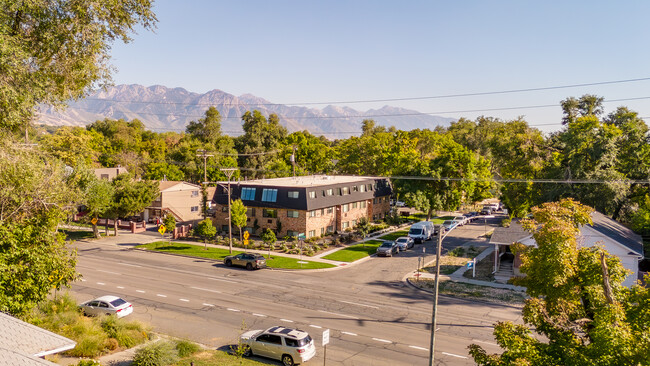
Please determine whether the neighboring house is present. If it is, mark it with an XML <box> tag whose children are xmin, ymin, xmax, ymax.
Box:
<box><xmin>94</xmin><ymin>166</ymin><xmax>128</xmax><ymax>180</ymax></box>
<box><xmin>144</xmin><ymin>181</ymin><xmax>203</xmax><ymax>224</ymax></box>
<box><xmin>211</xmin><ymin>175</ymin><xmax>392</xmax><ymax>238</ymax></box>
<box><xmin>0</xmin><ymin>312</ymin><xmax>76</xmax><ymax>365</ymax></box>
<box><xmin>490</xmin><ymin>212</ymin><xmax>645</xmax><ymax>288</ymax></box>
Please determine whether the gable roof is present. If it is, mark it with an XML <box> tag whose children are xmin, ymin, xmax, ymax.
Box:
<box><xmin>590</xmin><ymin>211</ymin><xmax>644</xmax><ymax>256</ymax></box>
<box><xmin>0</xmin><ymin>312</ymin><xmax>76</xmax><ymax>365</ymax></box>
<box><xmin>489</xmin><ymin>221</ymin><xmax>529</xmax><ymax>245</ymax></box>
<box><xmin>158</xmin><ymin>181</ymin><xmax>201</xmax><ymax>192</ymax></box>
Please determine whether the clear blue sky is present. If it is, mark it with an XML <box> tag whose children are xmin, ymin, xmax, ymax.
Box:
<box><xmin>109</xmin><ymin>1</ymin><xmax>650</xmax><ymax>133</ymax></box>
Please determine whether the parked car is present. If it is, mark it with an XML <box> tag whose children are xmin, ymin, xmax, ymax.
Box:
<box><xmin>453</xmin><ymin>215</ymin><xmax>468</xmax><ymax>226</ymax></box>
<box><xmin>79</xmin><ymin>295</ymin><xmax>133</xmax><ymax>318</ymax></box>
<box><xmin>224</xmin><ymin>252</ymin><xmax>267</xmax><ymax>270</ymax></box>
<box><xmin>395</xmin><ymin>236</ymin><xmax>414</xmax><ymax>251</ymax></box>
<box><xmin>376</xmin><ymin>241</ymin><xmax>399</xmax><ymax>257</ymax></box>
<box><xmin>240</xmin><ymin>326</ymin><xmax>316</xmax><ymax>366</ymax></box>
<box><xmin>390</xmin><ymin>199</ymin><xmax>406</xmax><ymax>207</ymax></box>
<box><xmin>442</xmin><ymin>220</ymin><xmax>458</xmax><ymax>231</ymax></box>
<box><xmin>465</xmin><ymin>212</ymin><xmax>478</xmax><ymax>222</ymax></box>
<box><xmin>480</xmin><ymin>206</ymin><xmax>493</xmax><ymax>215</ymax></box>
<box><xmin>408</xmin><ymin>221</ymin><xmax>435</xmax><ymax>243</ymax></box>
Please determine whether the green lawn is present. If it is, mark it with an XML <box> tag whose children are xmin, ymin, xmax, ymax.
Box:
<box><xmin>321</xmin><ymin>240</ymin><xmax>383</xmax><ymax>262</ymax></box>
<box><xmin>137</xmin><ymin>242</ymin><xmax>335</xmax><ymax>270</ymax></box>
<box><xmin>378</xmin><ymin>229</ymin><xmax>410</xmax><ymax>241</ymax></box>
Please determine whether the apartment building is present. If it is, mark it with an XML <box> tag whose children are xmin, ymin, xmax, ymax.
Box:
<box><xmin>144</xmin><ymin>181</ymin><xmax>203</xmax><ymax>224</ymax></box>
<box><xmin>211</xmin><ymin>175</ymin><xmax>392</xmax><ymax>238</ymax></box>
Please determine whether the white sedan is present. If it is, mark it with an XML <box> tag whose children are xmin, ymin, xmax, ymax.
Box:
<box><xmin>79</xmin><ymin>295</ymin><xmax>133</xmax><ymax>318</ymax></box>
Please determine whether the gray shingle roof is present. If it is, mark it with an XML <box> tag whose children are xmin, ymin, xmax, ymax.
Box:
<box><xmin>489</xmin><ymin>221</ymin><xmax>530</xmax><ymax>245</ymax></box>
<box><xmin>0</xmin><ymin>312</ymin><xmax>76</xmax><ymax>365</ymax></box>
<box><xmin>590</xmin><ymin>211</ymin><xmax>644</xmax><ymax>256</ymax></box>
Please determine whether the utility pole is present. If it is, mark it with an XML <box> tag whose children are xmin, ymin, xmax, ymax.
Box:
<box><xmin>429</xmin><ymin>227</ymin><xmax>445</xmax><ymax>365</ymax></box>
<box><xmin>196</xmin><ymin>149</ymin><xmax>214</xmax><ymax>184</ymax></box>
<box><xmin>220</xmin><ymin>168</ymin><xmax>237</xmax><ymax>254</ymax></box>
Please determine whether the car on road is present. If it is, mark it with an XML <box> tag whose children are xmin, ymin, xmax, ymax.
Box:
<box><xmin>376</xmin><ymin>241</ymin><xmax>399</xmax><ymax>257</ymax></box>
<box><xmin>240</xmin><ymin>326</ymin><xmax>316</xmax><ymax>366</ymax></box>
<box><xmin>453</xmin><ymin>215</ymin><xmax>468</xmax><ymax>226</ymax></box>
<box><xmin>394</xmin><ymin>236</ymin><xmax>414</xmax><ymax>251</ymax></box>
<box><xmin>442</xmin><ymin>220</ymin><xmax>458</xmax><ymax>232</ymax></box>
<box><xmin>464</xmin><ymin>212</ymin><xmax>478</xmax><ymax>222</ymax></box>
<box><xmin>224</xmin><ymin>252</ymin><xmax>267</xmax><ymax>270</ymax></box>
<box><xmin>79</xmin><ymin>295</ymin><xmax>133</xmax><ymax>318</ymax></box>
<box><xmin>390</xmin><ymin>199</ymin><xmax>406</xmax><ymax>207</ymax></box>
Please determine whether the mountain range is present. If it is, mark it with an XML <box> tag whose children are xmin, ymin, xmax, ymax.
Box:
<box><xmin>37</xmin><ymin>84</ymin><xmax>455</xmax><ymax>138</ymax></box>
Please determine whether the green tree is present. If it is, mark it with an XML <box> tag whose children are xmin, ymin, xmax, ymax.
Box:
<box><xmin>83</xmin><ymin>177</ymin><xmax>115</xmax><ymax>238</ymax></box>
<box><xmin>0</xmin><ymin>0</ymin><xmax>156</xmax><ymax>132</ymax></box>
<box><xmin>235</xmin><ymin>111</ymin><xmax>287</xmax><ymax>178</ymax></box>
<box><xmin>261</xmin><ymin>229</ymin><xmax>277</xmax><ymax>259</ymax></box>
<box><xmin>561</xmin><ymin>94</ymin><xmax>605</xmax><ymax>124</ymax></box>
<box><xmin>282</xmin><ymin>131</ymin><xmax>335</xmax><ymax>174</ymax></box>
<box><xmin>106</xmin><ymin>174</ymin><xmax>158</xmax><ymax>236</ymax></box>
<box><xmin>0</xmin><ymin>143</ymin><xmax>78</xmax><ymax>316</ymax></box>
<box><xmin>186</xmin><ymin>107</ymin><xmax>222</xmax><ymax>145</ymax></box>
<box><xmin>195</xmin><ymin>218</ymin><xmax>216</xmax><ymax>249</ymax></box>
<box><xmin>230</xmin><ymin>199</ymin><xmax>248</xmax><ymax>244</ymax></box>
<box><xmin>469</xmin><ymin>199</ymin><xmax>650</xmax><ymax>365</ymax></box>
<box><xmin>163</xmin><ymin>214</ymin><xmax>176</xmax><ymax>235</ymax></box>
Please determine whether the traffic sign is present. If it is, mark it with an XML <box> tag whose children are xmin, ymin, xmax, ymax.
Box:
<box><xmin>243</xmin><ymin>231</ymin><xmax>250</xmax><ymax>240</ymax></box>
<box><xmin>158</xmin><ymin>225</ymin><xmax>166</xmax><ymax>235</ymax></box>
<box><xmin>91</xmin><ymin>217</ymin><xmax>98</xmax><ymax>225</ymax></box>
<box><xmin>467</xmin><ymin>261</ymin><xmax>474</xmax><ymax>269</ymax></box>
<box><xmin>298</xmin><ymin>233</ymin><xmax>306</xmax><ymax>240</ymax></box>
<box><xmin>243</xmin><ymin>239</ymin><xmax>249</xmax><ymax>246</ymax></box>
<box><xmin>322</xmin><ymin>329</ymin><xmax>330</xmax><ymax>346</ymax></box>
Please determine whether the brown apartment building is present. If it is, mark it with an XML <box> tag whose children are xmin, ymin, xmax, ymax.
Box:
<box><xmin>144</xmin><ymin>181</ymin><xmax>203</xmax><ymax>224</ymax></box>
<box><xmin>211</xmin><ymin>175</ymin><xmax>392</xmax><ymax>238</ymax></box>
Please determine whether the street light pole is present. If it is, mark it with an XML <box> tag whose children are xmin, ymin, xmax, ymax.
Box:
<box><xmin>196</xmin><ymin>149</ymin><xmax>214</xmax><ymax>184</ymax></box>
<box><xmin>220</xmin><ymin>168</ymin><xmax>237</xmax><ymax>254</ymax></box>
<box><xmin>429</xmin><ymin>227</ymin><xmax>445</xmax><ymax>366</ymax></box>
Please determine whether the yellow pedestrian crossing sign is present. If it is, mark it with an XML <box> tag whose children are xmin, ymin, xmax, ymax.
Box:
<box><xmin>91</xmin><ymin>217</ymin><xmax>98</xmax><ymax>225</ymax></box>
<box><xmin>158</xmin><ymin>225</ymin><xmax>166</xmax><ymax>235</ymax></box>
<box><xmin>243</xmin><ymin>231</ymin><xmax>250</xmax><ymax>240</ymax></box>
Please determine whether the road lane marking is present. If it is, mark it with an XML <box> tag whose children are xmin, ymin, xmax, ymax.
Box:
<box><xmin>339</xmin><ymin>300</ymin><xmax>379</xmax><ymax>309</ymax></box>
<box><xmin>227</xmin><ymin>308</ymin><xmax>240</xmax><ymax>312</ymax></box>
<box><xmin>280</xmin><ymin>319</ymin><xmax>294</xmax><ymax>323</ymax></box>
<box><xmin>136</xmin><ymin>290</ymin><xmax>145</xmax><ymax>293</ymax></box>
<box><xmin>190</xmin><ymin>286</ymin><xmax>221</xmax><ymax>293</ymax></box>
<box><xmin>179</xmin><ymin>298</ymin><xmax>190</xmax><ymax>302</ymax></box>
<box><xmin>117</xmin><ymin>263</ymin><xmax>142</xmax><ymax>268</ymax></box>
<box><xmin>473</xmin><ymin>339</ymin><xmax>498</xmax><ymax>346</ymax></box>
<box><xmin>203</xmin><ymin>303</ymin><xmax>215</xmax><ymax>307</ymax></box>
<box><xmin>96</xmin><ymin>282</ymin><xmax>105</xmax><ymax>285</ymax></box>
<box><xmin>409</xmin><ymin>345</ymin><xmax>428</xmax><ymax>351</ymax></box>
<box><xmin>116</xmin><ymin>286</ymin><xmax>125</xmax><ymax>289</ymax></box>
<box><xmin>372</xmin><ymin>338</ymin><xmax>392</xmax><ymax>343</ymax></box>
<box><xmin>442</xmin><ymin>352</ymin><xmax>467</xmax><ymax>359</ymax></box>
<box><xmin>341</xmin><ymin>332</ymin><xmax>357</xmax><ymax>336</ymax></box>
<box><xmin>318</xmin><ymin>310</ymin><xmax>359</xmax><ymax>319</ymax></box>
<box><xmin>208</xmin><ymin>277</ymin><xmax>237</xmax><ymax>284</ymax></box>
<box><xmin>252</xmin><ymin>313</ymin><xmax>266</xmax><ymax>317</ymax></box>
<box><xmin>157</xmin><ymin>294</ymin><xmax>167</xmax><ymax>298</ymax></box>
<box><xmin>96</xmin><ymin>269</ymin><xmax>120</xmax><ymax>275</ymax></box>
<box><xmin>80</xmin><ymin>279</ymin><xmax>87</xmax><ymax>282</ymax></box>
<box><xmin>309</xmin><ymin>325</ymin><xmax>322</xmax><ymax>329</ymax></box>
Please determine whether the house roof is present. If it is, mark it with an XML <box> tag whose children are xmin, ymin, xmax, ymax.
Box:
<box><xmin>158</xmin><ymin>181</ymin><xmax>201</xmax><ymax>192</ymax></box>
<box><xmin>0</xmin><ymin>312</ymin><xmax>76</xmax><ymax>365</ymax></box>
<box><xmin>590</xmin><ymin>211</ymin><xmax>644</xmax><ymax>256</ymax></box>
<box><xmin>489</xmin><ymin>221</ymin><xmax>529</xmax><ymax>245</ymax></box>
<box><xmin>221</xmin><ymin>175</ymin><xmax>383</xmax><ymax>188</ymax></box>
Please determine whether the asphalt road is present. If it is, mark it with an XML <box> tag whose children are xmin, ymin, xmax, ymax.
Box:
<box><xmin>70</xmin><ymin>215</ymin><xmax>520</xmax><ymax>365</ymax></box>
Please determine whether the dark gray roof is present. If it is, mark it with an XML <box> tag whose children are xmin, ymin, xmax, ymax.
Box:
<box><xmin>590</xmin><ymin>211</ymin><xmax>644</xmax><ymax>256</ymax></box>
<box><xmin>489</xmin><ymin>221</ymin><xmax>530</xmax><ymax>245</ymax></box>
<box><xmin>0</xmin><ymin>312</ymin><xmax>75</xmax><ymax>365</ymax></box>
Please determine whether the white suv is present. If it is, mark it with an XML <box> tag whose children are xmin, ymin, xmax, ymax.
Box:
<box><xmin>240</xmin><ymin>326</ymin><xmax>316</xmax><ymax>365</ymax></box>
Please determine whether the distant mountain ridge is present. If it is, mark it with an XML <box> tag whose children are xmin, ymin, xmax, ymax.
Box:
<box><xmin>37</xmin><ymin>84</ymin><xmax>455</xmax><ymax>138</ymax></box>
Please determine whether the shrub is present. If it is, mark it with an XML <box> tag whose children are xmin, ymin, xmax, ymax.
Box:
<box><xmin>105</xmin><ymin>338</ymin><xmax>119</xmax><ymax>351</ymax></box>
<box><xmin>175</xmin><ymin>340</ymin><xmax>200</xmax><ymax>358</ymax></box>
<box><xmin>281</xmin><ymin>243</ymin><xmax>289</xmax><ymax>252</ymax></box>
<box><xmin>132</xmin><ymin>341</ymin><xmax>178</xmax><ymax>366</ymax></box>
<box><xmin>447</xmin><ymin>247</ymin><xmax>466</xmax><ymax>257</ymax></box>
<box><xmin>76</xmin><ymin>360</ymin><xmax>101</xmax><ymax>366</ymax></box>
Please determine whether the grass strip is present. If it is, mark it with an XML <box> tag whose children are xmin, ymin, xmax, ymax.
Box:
<box><xmin>138</xmin><ymin>242</ymin><xmax>335</xmax><ymax>269</ymax></box>
<box><xmin>321</xmin><ymin>240</ymin><xmax>383</xmax><ymax>262</ymax></box>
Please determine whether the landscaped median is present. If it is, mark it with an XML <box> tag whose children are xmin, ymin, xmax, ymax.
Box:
<box><xmin>137</xmin><ymin>242</ymin><xmax>336</xmax><ymax>270</ymax></box>
<box><xmin>320</xmin><ymin>240</ymin><xmax>383</xmax><ymax>262</ymax></box>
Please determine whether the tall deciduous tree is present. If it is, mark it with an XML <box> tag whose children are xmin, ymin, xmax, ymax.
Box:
<box><xmin>235</xmin><ymin>111</ymin><xmax>287</xmax><ymax>178</ymax></box>
<box><xmin>469</xmin><ymin>199</ymin><xmax>650</xmax><ymax>365</ymax></box>
<box><xmin>186</xmin><ymin>107</ymin><xmax>222</xmax><ymax>145</ymax></box>
<box><xmin>106</xmin><ymin>173</ymin><xmax>158</xmax><ymax>236</ymax></box>
<box><xmin>0</xmin><ymin>0</ymin><xmax>156</xmax><ymax>132</ymax></box>
<box><xmin>230</xmin><ymin>199</ymin><xmax>248</xmax><ymax>244</ymax></box>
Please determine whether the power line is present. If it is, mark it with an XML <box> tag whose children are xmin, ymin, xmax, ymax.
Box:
<box><xmin>82</xmin><ymin>77</ymin><xmax>650</xmax><ymax>106</ymax></box>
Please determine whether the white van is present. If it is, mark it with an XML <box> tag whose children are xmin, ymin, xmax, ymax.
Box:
<box><xmin>408</xmin><ymin>221</ymin><xmax>434</xmax><ymax>243</ymax></box>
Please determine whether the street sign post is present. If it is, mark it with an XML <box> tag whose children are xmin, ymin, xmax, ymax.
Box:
<box><xmin>322</xmin><ymin>329</ymin><xmax>330</xmax><ymax>366</ymax></box>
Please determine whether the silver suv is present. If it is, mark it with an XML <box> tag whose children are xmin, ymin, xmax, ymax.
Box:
<box><xmin>240</xmin><ymin>326</ymin><xmax>316</xmax><ymax>366</ymax></box>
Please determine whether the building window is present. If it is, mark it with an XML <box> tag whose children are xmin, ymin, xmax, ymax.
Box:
<box><xmin>373</xmin><ymin>198</ymin><xmax>378</xmax><ymax>204</ymax></box>
<box><xmin>342</xmin><ymin>186</ymin><xmax>350</xmax><ymax>195</ymax></box>
<box><xmin>221</xmin><ymin>225</ymin><xmax>229</xmax><ymax>232</ymax></box>
<box><xmin>261</xmin><ymin>189</ymin><xmax>278</xmax><ymax>202</ymax></box>
<box><xmin>368</xmin><ymin>184</ymin><xmax>373</xmax><ymax>191</ymax></box>
<box><xmin>308</xmin><ymin>230</ymin><xmax>316</xmax><ymax>238</ymax></box>
<box><xmin>326</xmin><ymin>188</ymin><xmax>333</xmax><ymax>196</ymax></box>
<box><xmin>287</xmin><ymin>230</ymin><xmax>299</xmax><ymax>238</ymax></box>
<box><xmin>191</xmin><ymin>206</ymin><xmax>199</xmax><ymax>212</ymax></box>
<box><xmin>262</xmin><ymin>209</ymin><xmax>277</xmax><ymax>218</ymax></box>
<box><xmin>360</xmin><ymin>184</ymin><xmax>366</xmax><ymax>192</ymax></box>
<box><xmin>321</xmin><ymin>227</ymin><xmax>325</xmax><ymax>235</ymax></box>
<box><xmin>327</xmin><ymin>207</ymin><xmax>333</xmax><ymax>214</ymax></box>
<box><xmin>342</xmin><ymin>204</ymin><xmax>349</xmax><ymax>213</ymax></box>
<box><xmin>351</xmin><ymin>219</ymin><xmax>357</xmax><ymax>227</ymax></box>
<box><xmin>100</xmin><ymin>174</ymin><xmax>109</xmax><ymax>180</ymax></box>
<box><xmin>288</xmin><ymin>191</ymin><xmax>299</xmax><ymax>198</ymax></box>
<box><xmin>327</xmin><ymin>225</ymin><xmax>334</xmax><ymax>233</ymax></box>
<box><xmin>308</xmin><ymin>210</ymin><xmax>317</xmax><ymax>218</ymax></box>
<box><xmin>287</xmin><ymin>210</ymin><xmax>299</xmax><ymax>218</ymax></box>
<box><xmin>352</xmin><ymin>185</ymin><xmax>358</xmax><ymax>192</ymax></box>
<box><xmin>352</xmin><ymin>202</ymin><xmax>358</xmax><ymax>209</ymax></box>
<box><xmin>321</xmin><ymin>208</ymin><xmax>325</xmax><ymax>216</ymax></box>
<box><xmin>191</xmin><ymin>190</ymin><xmax>199</xmax><ymax>197</ymax></box>
<box><xmin>361</xmin><ymin>201</ymin><xmax>367</xmax><ymax>208</ymax></box>
<box><xmin>342</xmin><ymin>222</ymin><xmax>349</xmax><ymax>229</ymax></box>
<box><xmin>246</xmin><ymin>208</ymin><xmax>255</xmax><ymax>216</ymax></box>
<box><xmin>336</xmin><ymin>187</ymin><xmax>342</xmax><ymax>195</ymax></box>
<box><xmin>241</xmin><ymin>187</ymin><xmax>256</xmax><ymax>200</ymax></box>
<box><xmin>308</xmin><ymin>191</ymin><xmax>316</xmax><ymax>199</ymax></box>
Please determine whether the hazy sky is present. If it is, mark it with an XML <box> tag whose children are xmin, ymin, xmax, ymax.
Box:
<box><xmin>109</xmin><ymin>1</ymin><xmax>650</xmax><ymax>133</ymax></box>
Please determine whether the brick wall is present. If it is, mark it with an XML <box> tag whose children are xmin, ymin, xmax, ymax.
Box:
<box><xmin>370</xmin><ymin>195</ymin><xmax>391</xmax><ymax>221</ymax></box>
